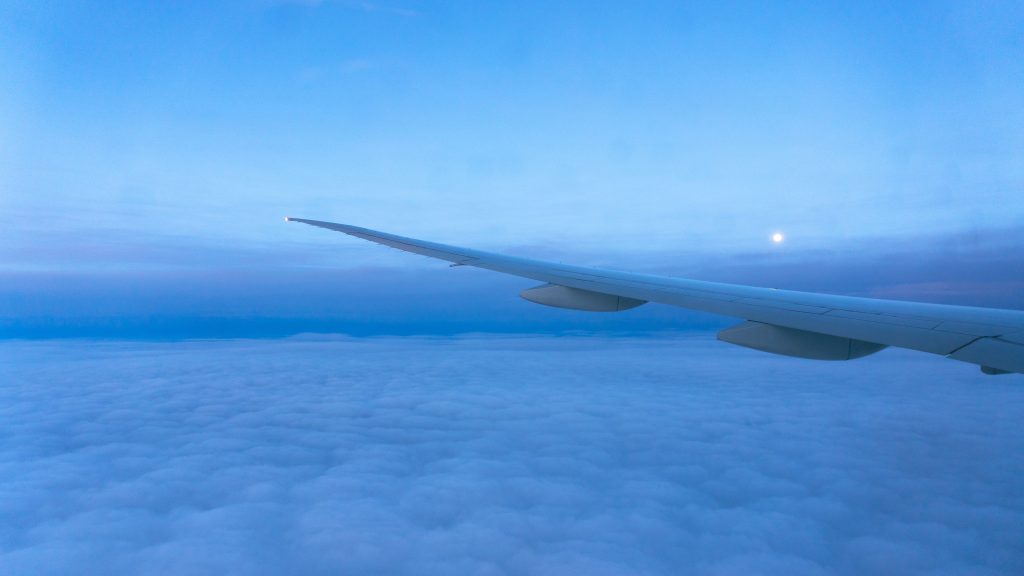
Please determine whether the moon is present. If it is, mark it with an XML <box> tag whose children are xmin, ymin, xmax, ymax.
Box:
<box><xmin>771</xmin><ymin>232</ymin><xmax>784</xmax><ymax>244</ymax></box>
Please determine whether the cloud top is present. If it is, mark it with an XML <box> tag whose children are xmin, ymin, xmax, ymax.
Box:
<box><xmin>1</xmin><ymin>336</ymin><xmax>1021</xmax><ymax>575</ymax></box>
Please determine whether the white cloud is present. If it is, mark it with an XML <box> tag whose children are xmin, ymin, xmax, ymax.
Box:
<box><xmin>0</xmin><ymin>336</ymin><xmax>1021</xmax><ymax>575</ymax></box>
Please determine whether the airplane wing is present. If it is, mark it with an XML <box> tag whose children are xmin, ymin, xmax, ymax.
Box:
<box><xmin>286</xmin><ymin>217</ymin><xmax>1024</xmax><ymax>375</ymax></box>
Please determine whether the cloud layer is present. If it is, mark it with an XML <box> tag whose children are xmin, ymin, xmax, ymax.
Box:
<box><xmin>1</xmin><ymin>336</ymin><xmax>1021</xmax><ymax>575</ymax></box>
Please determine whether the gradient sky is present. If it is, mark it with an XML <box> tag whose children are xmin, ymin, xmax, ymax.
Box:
<box><xmin>2</xmin><ymin>1</ymin><xmax>1022</xmax><ymax>336</ymax></box>
<box><xmin>3</xmin><ymin>6</ymin><xmax>1024</xmax><ymax>573</ymax></box>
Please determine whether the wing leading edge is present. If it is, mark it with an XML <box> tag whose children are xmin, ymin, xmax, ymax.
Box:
<box><xmin>286</xmin><ymin>217</ymin><xmax>1024</xmax><ymax>374</ymax></box>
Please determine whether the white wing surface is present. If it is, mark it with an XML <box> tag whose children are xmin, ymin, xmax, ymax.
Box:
<box><xmin>287</xmin><ymin>217</ymin><xmax>1024</xmax><ymax>375</ymax></box>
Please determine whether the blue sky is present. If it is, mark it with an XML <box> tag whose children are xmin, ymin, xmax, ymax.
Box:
<box><xmin>2</xmin><ymin>1</ymin><xmax>1022</xmax><ymax>336</ymax></box>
